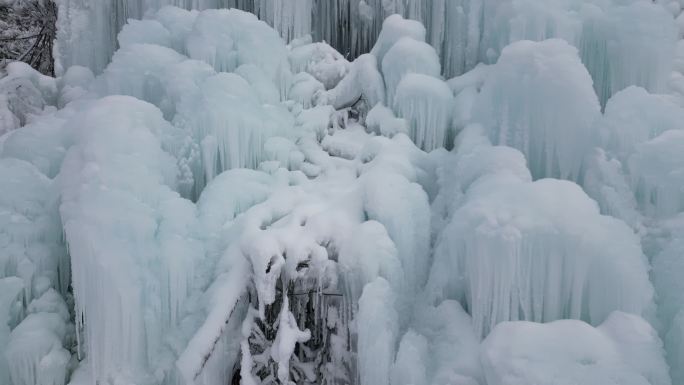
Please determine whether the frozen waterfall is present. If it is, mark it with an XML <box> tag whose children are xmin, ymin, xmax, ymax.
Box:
<box><xmin>2</xmin><ymin>0</ymin><xmax>684</xmax><ymax>385</ymax></box>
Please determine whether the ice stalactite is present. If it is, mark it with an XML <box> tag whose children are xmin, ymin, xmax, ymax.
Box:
<box><xmin>381</xmin><ymin>37</ymin><xmax>440</xmax><ymax>108</ymax></box>
<box><xmin>0</xmin><ymin>65</ymin><xmax>77</xmax><ymax>385</ymax></box>
<box><xmin>431</xmin><ymin>175</ymin><xmax>655</xmax><ymax>337</ymax></box>
<box><xmin>473</xmin><ymin>39</ymin><xmax>601</xmax><ymax>182</ymax></box>
<box><xmin>628</xmin><ymin>130</ymin><xmax>684</xmax><ymax>219</ymax></box>
<box><xmin>357</xmin><ymin>278</ymin><xmax>398</xmax><ymax>385</ymax></box>
<box><xmin>599</xmin><ymin>87</ymin><xmax>684</xmax><ymax>166</ymax></box>
<box><xmin>88</xmin><ymin>7</ymin><xmax>298</xmax><ymax>198</ymax></box>
<box><xmin>429</xmin><ymin>127</ymin><xmax>655</xmax><ymax>338</ymax></box>
<box><xmin>255</xmin><ymin>0</ymin><xmax>312</xmax><ymax>43</ymax></box>
<box><xmin>579</xmin><ymin>1</ymin><xmax>677</xmax><ymax>107</ymax></box>
<box><xmin>653</xmin><ymin>233</ymin><xmax>684</xmax><ymax>385</ymax></box>
<box><xmin>59</xmin><ymin>96</ymin><xmax>203</xmax><ymax>384</ymax></box>
<box><xmin>0</xmin><ymin>278</ymin><xmax>24</xmax><ymax>385</ymax></box>
<box><xmin>585</xmin><ymin>86</ymin><xmax>684</xmax><ymax>223</ymax></box>
<box><xmin>392</xmin><ymin>73</ymin><xmax>453</xmax><ymax>152</ymax></box>
<box><xmin>6</xmin><ymin>294</ymin><xmax>72</xmax><ymax>385</ymax></box>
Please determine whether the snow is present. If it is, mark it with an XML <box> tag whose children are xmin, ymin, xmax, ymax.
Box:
<box><xmin>118</xmin><ymin>19</ymin><xmax>172</xmax><ymax>49</ymax></box>
<box><xmin>320</xmin><ymin>53</ymin><xmax>385</xmax><ymax>111</ymax></box>
<box><xmin>0</xmin><ymin>62</ymin><xmax>57</xmax><ymax>135</ymax></box>
<box><xmin>370</xmin><ymin>14</ymin><xmax>426</xmax><ymax>64</ymax></box>
<box><xmin>271</xmin><ymin>295</ymin><xmax>312</xmax><ymax>384</ymax></box>
<box><xmin>289</xmin><ymin>41</ymin><xmax>350</xmax><ymax>90</ymax></box>
<box><xmin>366</xmin><ymin>102</ymin><xmax>408</xmax><ymax>138</ymax></box>
<box><xmin>482</xmin><ymin>313</ymin><xmax>670</xmax><ymax>385</ymax></box>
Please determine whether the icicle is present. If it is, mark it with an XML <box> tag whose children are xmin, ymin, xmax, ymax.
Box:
<box><xmin>392</xmin><ymin>73</ymin><xmax>453</xmax><ymax>152</ymax></box>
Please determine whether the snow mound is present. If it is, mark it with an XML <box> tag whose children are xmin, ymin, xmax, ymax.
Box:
<box><xmin>482</xmin><ymin>312</ymin><xmax>670</xmax><ymax>385</ymax></box>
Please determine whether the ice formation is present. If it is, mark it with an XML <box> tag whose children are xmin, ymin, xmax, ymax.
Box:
<box><xmin>3</xmin><ymin>2</ymin><xmax>684</xmax><ymax>385</ymax></box>
<box><xmin>429</xmin><ymin>127</ymin><xmax>654</xmax><ymax>337</ymax></box>
<box><xmin>473</xmin><ymin>39</ymin><xmax>601</xmax><ymax>181</ymax></box>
